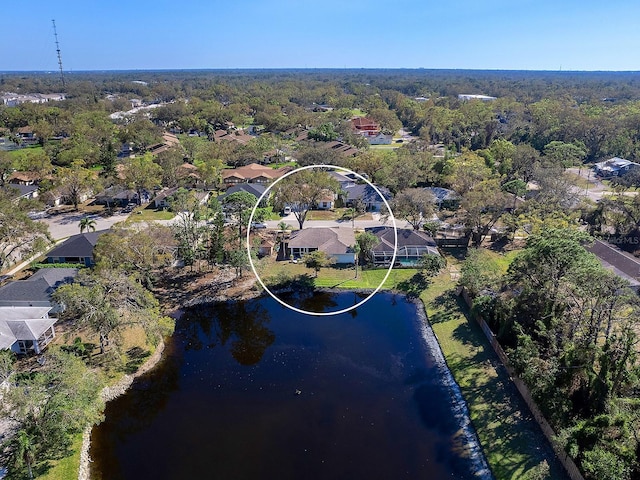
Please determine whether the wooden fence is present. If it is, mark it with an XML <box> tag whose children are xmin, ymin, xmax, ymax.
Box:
<box><xmin>458</xmin><ymin>287</ymin><xmax>586</xmax><ymax>480</ymax></box>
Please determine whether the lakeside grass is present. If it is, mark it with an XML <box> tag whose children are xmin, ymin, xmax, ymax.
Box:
<box><xmin>420</xmin><ymin>264</ymin><xmax>566</xmax><ymax>480</ymax></box>
<box><xmin>37</xmin><ymin>434</ymin><xmax>83</xmax><ymax>480</ymax></box>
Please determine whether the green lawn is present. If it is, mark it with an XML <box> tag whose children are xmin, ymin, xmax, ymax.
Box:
<box><xmin>258</xmin><ymin>259</ymin><xmax>417</xmax><ymax>290</ymax></box>
<box><xmin>421</xmin><ymin>266</ymin><xmax>566</xmax><ymax>480</ymax></box>
<box><xmin>37</xmin><ymin>433</ymin><xmax>83</xmax><ymax>480</ymax></box>
<box><xmin>125</xmin><ymin>206</ymin><xmax>175</xmax><ymax>223</ymax></box>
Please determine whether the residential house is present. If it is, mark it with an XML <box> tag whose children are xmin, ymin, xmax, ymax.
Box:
<box><xmin>153</xmin><ymin>187</ymin><xmax>180</xmax><ymax>209</ymax></box>
<box><xmin>0</xmin><ymin>306</ymin><xmax>56</xmax><ymax>354</ymax></box>
<box><xmin>586</xmin><ymin>239</ymin><xmax>640</xmax><ymax>292</ymax></box>
<box><xmin>328</xmin><ymin>170</ymin><xmax>356</xmax><ymax>189</ymax></box>
<box><xmin>44</xmin><ymin>231</ymin><xmax>106</xmax><ymax>267</ymax></box>
<box><xmin>16</xmin><ymin>126</ymin><xmax>37</xmax><ymax>144</ymax></box>
<box><xmin>368</xmin><ymin>133</ymin><xmax>393</xmax><ymax>145</ymax></box>
<box><xmin>8</xmin><ymin>171</ymin><xmax>40</xmax><ymax>185</ymax></box>
<box><xmin>285</xmin><ymin>227</ymin><xmax>356</xmax><ymax>264</ymax></box>
<box><xmin>458</xmin><ymin>94</ymin><xmax>497</xmax><ymax>101</ymax></box>
<box><xmin>221</xmin><ymin>163</ymin><xmax>293</xmax><ymax>186</ymax></box>
<box><xmin>3</xmin><ymin>183</ymin><xmax>38</xmax><ymax>201</ymax></box>
<box><xmin>423</xmin><ymin>187</ymin><xmax>461</xmax><ymax>209</ymax></box>
<box><xmin>351</xmin><ymin>117</ymin><xmax>381</xmax><ymax>138</ymax></box>
<box><xmin>324</xmin><ymin>141</ymin><xmax>359</xmax><ymax>157</ymax></box>
<box><xmin>217</xmin><ymin>183</ymin><xmax>268</xmax><ymax>207</ymax></box>
<box><xmin>94</xmin><ymin>186</ymin><xmax>140</xmax><ymax>207</ymax></box>
<box><xmin>365</xmin><ymin>226</ymin><xmax>440</xmax><ymax>267</ymax></box>
<box><xmin>342</xmin><ymin>184</ymin><xmax>392</xmax><ymax>211</ymax></box>
<box><xmin>316</xmin><ymin>190</ymin><xmax>336</xmax><ymax>210</ymax></box>
<box><xmin>0</xmin><ymin>268</ymin><xmax>77</xmax><ymax>313</ymax></box>
<box><xmin>593</xmin><ymin>157</ymin><xmax>640</xmax><ymax>178</ymax></box>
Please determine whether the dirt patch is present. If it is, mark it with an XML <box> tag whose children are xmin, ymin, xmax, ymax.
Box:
<box><xmin>153</xmin><ymin>266</ymin><xmax>261</xmax><ymax>314</ymax></box>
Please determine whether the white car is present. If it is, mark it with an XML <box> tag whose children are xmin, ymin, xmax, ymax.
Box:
<box><xmin>251</xmin><ymin>222</ymin><xmax>268</xmax><ymax>229</ymax></box>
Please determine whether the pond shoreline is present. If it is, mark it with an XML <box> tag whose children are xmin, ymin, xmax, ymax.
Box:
<box><xmin>78</xmin><ymin>340</ymin><xmax>166</xmax><ymax>480</ymax></box>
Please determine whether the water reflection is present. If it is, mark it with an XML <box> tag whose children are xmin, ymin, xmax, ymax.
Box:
<box><xmin>183</xmin><ymin>300</ymin><xmax>275</xmax><ymax>365</ymax></box>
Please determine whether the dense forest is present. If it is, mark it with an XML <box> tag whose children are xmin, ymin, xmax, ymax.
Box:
<box><xmin>2</xmin><ymin>69</ymin><xmax>640</xmax><ymax>480</ymax></box>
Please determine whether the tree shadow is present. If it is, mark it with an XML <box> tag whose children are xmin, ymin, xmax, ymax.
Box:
<box><xmin>123</xmin><ymin>346</ymin><xmax>152</xmax><ymax>374</ymax></box>
<box><xmin>397</xmin><ymin>272</ymin><xmax>430</xmax><ymax>298</ymax></box>
<box><xmin>428</xmin><ymin>291</ymin><xmax>468</xmax><ymax>324</ymax></box>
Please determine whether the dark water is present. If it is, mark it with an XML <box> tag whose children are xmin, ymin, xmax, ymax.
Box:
<box><xmin>90</xmin><ymin>292</ymin><xmax>488</xmax><ymax>480</ymax></box>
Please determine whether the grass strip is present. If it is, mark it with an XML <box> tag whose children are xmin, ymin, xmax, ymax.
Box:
<box><xmin>420</xmin><ymin>268</ymin><xmax>567</xmax><ymax>480</ymax></box>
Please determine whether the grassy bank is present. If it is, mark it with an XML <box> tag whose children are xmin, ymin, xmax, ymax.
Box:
<box><xmin>420</xmin><ymin>266</ymin><xmax>566</xmax><ymax>480</ymax></box>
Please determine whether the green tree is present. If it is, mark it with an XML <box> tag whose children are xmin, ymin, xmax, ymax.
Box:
<box><xmin>79</xmin><ymin>216</ymin><xmax>97</xmax><ymax>233</ymax></box>
<box><xmin>356</xmin><ymin>231</ymin><xmax>379</xmax><ymax>266</ymax></box>
<box><xmin>55</xmin><ymin>159</ymin><xmax>98</xmax><ymax>210</ymax></box>
<box><xmin>120</xmin><ymin>153</ymin><xmax>163</xmax><ymax>203</ymax></box>
<box><xmin>0</xmin><ymin>190</ymin><xmax>51</xmax><ymax>271</ymax></box>
<box><xmin>387</xmin><ymin>188</ymin><xmax>435</xmax><ymax>230</ymax></box>
<box><xmin>302</xmin><ymin>250</ymin><xmax>335</xmax><ymax>277</ymax></box>
<box><xmin>417</xmin><ymin>253</ymin><xmax>446</xmax><ymax>279</ymax></box>
<box><xmin>272</xmin><ymin>170</ymin><xmax>339</xmax><ymax>229</ymax></box>
<box><xmin>223</xmin><ymin>190</ymin><xmax>258</xmax><ymax>247</ymax></box>
<box><xmin>461</xmin><ymin>179</ymin><xmax>510</xmax><ymax>247</ymax></box>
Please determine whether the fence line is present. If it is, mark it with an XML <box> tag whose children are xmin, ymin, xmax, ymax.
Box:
<box><xmin>458</xmin><ymin>287</ymin><xmax>585</xmax><ymax>480</ymax></box>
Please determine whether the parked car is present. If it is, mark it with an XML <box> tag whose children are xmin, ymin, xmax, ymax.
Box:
<box><xmin>251</xmin><ymin>222</ymin><xmax>268</xmax><ymax>229</ymax></box>
<box><xmin>283</xmin><ymin>206</ymin><xmax>292</xmax><ymax>215</ymax></box>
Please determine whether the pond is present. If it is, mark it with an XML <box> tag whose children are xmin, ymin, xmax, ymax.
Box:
<box><xmin>90</xmin><ymin>291</ymin><xmax>490</xmax><ymax>480</ymax></box>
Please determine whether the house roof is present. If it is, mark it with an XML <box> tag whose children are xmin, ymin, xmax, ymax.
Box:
<box><xmin>0</xmin><ymin>306</ymin><xmax>55</xmax><ymax>349</ymax></box>
<box><xmin>28</xmin><ymin>268</ymin><xmax>78</xmax><ymax>288</ymax></box>
<box><xmin>288</xmin><ymin>227</ymin><xmax>355</xmax><ymax>255</ymax></box>
<box><xmin>344</xmin><ymin>183</ymin><xmax>392</xmax><ymax>203</ymax></box>
<box><xmin>5</xmin><ymin>318</ymin><xmax>56</xmax><ymax>341</ymax></box>
<box><xmin>366</xmin><ymin>227</ymin><xmax>439</xmax><ymax>254</ymax></box>
<box><xmin>153</xmin><ymin>187</ymin><xmax>180</xmax><ymax>203</ymax></box>
<box><xmin>218</xmin><ymin>183</ymin><xmax>267</xmax><ymax>201</ymax></box>
<box><xmin>221</xmin><ymin>163</ymin><xmax>292</xmax><ymax>182</ymax></box>
<box><xmin>351</xmin><ymin>117</ymin><xmax>379</xmax><ymax>129</ymax></box>
<box><xmin>423</xmin><ymin>187</ymin><xmax>461</xmax><ymax>202</ymax></box>
<box><xmin>45</xmin><ymin>231</ymin><xmax>105</xmax><ymax>259</ymax></box>
<box><xmin>4</xmin><ymin>184</ymin><xmax>38</xmax><ymax>199</ymax></box>
<box><xmin>8</xmin><ymin>171</ymin><xmax>40</xmax><ymax>183</ymax></box>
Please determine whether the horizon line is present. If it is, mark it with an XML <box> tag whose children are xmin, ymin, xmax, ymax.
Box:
<box><xmin>2</xmin><ymin>67</ymin><xmax>640</xmax><ymax>74</ymax></box>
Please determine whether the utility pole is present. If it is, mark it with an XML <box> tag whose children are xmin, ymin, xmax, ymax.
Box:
<box><xmin>52</xmin><ymin>20</ymin><xmax>66</xmax><ymax>89</ymax></box>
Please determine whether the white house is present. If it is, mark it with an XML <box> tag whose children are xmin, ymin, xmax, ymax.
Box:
<box><xmin>0</xmin><ymin>306</ymin><xmax>56</xmax><ymax>355</ymax></box>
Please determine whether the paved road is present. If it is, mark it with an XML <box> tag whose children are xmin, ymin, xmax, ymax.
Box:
<box><xmin>38</xmin><ymin>211</ymin><xmax>130</xmax><ymax>241</ymax></box>
<box><xmin>567</xmin><ymin>167</ymin><xmax>638</xmax><ymax>202</ymax></box>
<box><xmin>265</xmin><ymin>212</ymin><xmax>414</xmax><ymax>230</ymax></box>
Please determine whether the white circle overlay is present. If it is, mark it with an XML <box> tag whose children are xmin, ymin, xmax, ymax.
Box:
<box><xmin>246</xmin><ymin>164</ymin><xmax>398</xmax><ymax>316</ymax></box>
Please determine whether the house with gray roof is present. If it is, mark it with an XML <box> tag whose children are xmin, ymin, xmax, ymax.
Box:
<box><xmin>45</xmin><ymin>231</ymin><xmax>106</xmax><ymax>267</ymax></box>
<box><xmin>285</xmin><ymin>227</ymin><xmax>356</xmax><ymax>264</ymax></box>
<box><xmin>0</xmin><ymin>306</ymin><xmax>55</xmax><ymax>354</ymax></box>
<box><xmin>342</xmin><ymin>184</ymin><xmax>392</xmax><ymax>212</ymax></box>
<box><xmin>593</xmin><ymin>157</ymin><xmax>640</xmax><ymax>179</ymax></box>
<box><xmin>218</xmin><ymin>183</ymin><xmax>268</xmax><ymax>207</ymax></box>
<box><xmin>365</xmin><ymin>226</ymin><xmax>440</xmax><ymax>267</ymax></box>
<box><xmin>0</xmin><ymin>268</ymin><xmax>77</xmax><ymax>312</ymax></box>
<box><xmin>423</xmin><ymin>187</ymin><xmax>461</xmax><ymax>209</ymax></box>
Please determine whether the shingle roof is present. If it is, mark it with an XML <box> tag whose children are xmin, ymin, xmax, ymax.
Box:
<box><xmin>344</xmin><ymin>184</ymin><xmax>392</xmax><ymax>203</ymax></box>
<box><xmin>218</xmin><ymin>183</ymin><xmax>267</xmax><ymax>201</ymax></box>
<box><xmin>288</xmin><ymin>227</ymin><xmax>355</xmax><ymax>255</ymax></box>
<box><xmin>45</xmin><ymin>231</ymin><xmax>105</xmax><ymax>259</ymax></box>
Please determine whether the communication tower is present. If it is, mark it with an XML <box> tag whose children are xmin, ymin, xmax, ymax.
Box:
<box><xmin>52</xmin><ymin>19</ymin><xmax>66</xmax><ymax>88</ymax></box>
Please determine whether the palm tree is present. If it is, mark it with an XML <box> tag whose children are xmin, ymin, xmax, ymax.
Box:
<box><xmin>14</xmin><ymin>429</ymin><xmax>37</xmax><ymax>480</ymax></box>
<box><xmin>79</xmin><ymin>217</ymin><xmax>97</xmax><ymax>234</ymax></box>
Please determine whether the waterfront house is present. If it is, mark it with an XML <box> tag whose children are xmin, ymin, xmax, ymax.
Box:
<box><xmin>0</xmin><ymin>306</ymin><xmax>56</xmax><ymax>355</ymax></box>
<box><xmin>285</xmin><ymin>227</ymin><xmax>356</xmax><ymax>264</ymax></box>
<box><xmin>0</xmin><ymin>268</ymin><xmax>77</xmax><ymax>313</ymax></box>
<box><xmin>366</xmin><ymin>226</ymin><xmax>440</xmax><ymax>267</ymax></box>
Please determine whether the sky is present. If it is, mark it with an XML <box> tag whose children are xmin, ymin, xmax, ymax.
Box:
<box><xmin>3</xmin><ymin>0</ymin><xmax>640</xmax><ymax>72</ymax></box>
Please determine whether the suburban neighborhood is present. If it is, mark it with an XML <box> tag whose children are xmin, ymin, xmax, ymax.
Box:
<box><xmin>0</xmin><ymin>67</ymin><xmax>640</xmax><ymax>480</ymax></box>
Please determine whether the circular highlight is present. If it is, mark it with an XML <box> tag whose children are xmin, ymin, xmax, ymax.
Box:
<box><xmin>246</xmin><ymin>164</ymin><xmax>397</xmax><ymax>316</ymax></box>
